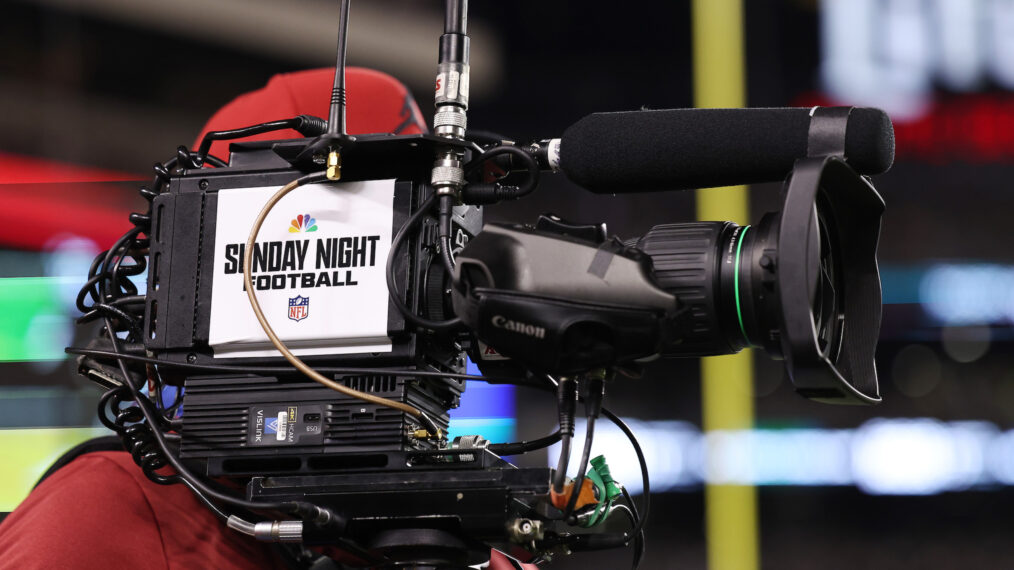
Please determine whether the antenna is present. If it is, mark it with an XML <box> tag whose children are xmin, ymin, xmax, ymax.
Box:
<box><xmin>326</xmin><ymin>0</ymin><xmax>351</xmax><ymax>179</ymax></box>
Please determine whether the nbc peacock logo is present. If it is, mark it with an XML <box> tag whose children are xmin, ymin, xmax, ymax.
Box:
<box><xmin>289</xmin><ymin>214</ymin><xmax>318</xmax><ymax>233</ymax></box>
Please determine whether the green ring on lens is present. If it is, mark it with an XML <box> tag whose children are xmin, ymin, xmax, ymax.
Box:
<box><xmin>734</xmin><ymin>225</ymin><xmax>752</xmax><ymax>346</ymax></box>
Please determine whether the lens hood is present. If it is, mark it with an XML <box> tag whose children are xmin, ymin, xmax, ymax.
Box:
<box><xmin>778</xmin><ymin>156</ymin><xmax>885</xmax><ymax>404</ymax></box>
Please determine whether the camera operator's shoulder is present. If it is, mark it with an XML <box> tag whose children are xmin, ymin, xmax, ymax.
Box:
<box><xmin>0</xmin><ymin>451</ymin><xmax>285</xmax><ymax>570</ymax></box>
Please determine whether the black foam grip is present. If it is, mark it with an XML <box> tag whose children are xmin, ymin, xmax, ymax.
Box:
<box><xmin>560</xmin><ymin>107</ymin><xmax>895</xmax><ymax>193</ymax></box>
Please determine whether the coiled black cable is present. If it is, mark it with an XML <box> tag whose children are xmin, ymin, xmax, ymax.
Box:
<box><xmin>77</xmin><ymin>130</ymin><xmax>244</xmax><ymax>335</ymax></box>
<box><xmin>100</xmin><ymin>317</ymin><xmax>336</xmax><ymax>520</ymax></box>
<box><xmin>98</xmin><ymin>384</ymin><xmax>176</xmax><ymax>485</ymax></box>
<box><xmin>98</xmin><ymin>383</ymin><xmax>248</xmax><ymax>526</ymax></box>
<box><xmin>76</xmin><ymin>226</ymin><xmax>143</xmax><ymax>314</ymax></box>
<box><xmin>70</xmin><ymin>126</ymin><xmax>423</xmax><ymax>556</ymax></box>
<box><xmin>74</xmin><ymin>143</ymin><xmax>339</xmax><ymax>521</ymax></box>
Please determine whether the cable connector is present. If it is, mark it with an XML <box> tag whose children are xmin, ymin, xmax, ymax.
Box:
<box><xmin>431</xmin><ymin>153</ymin><xmax>465</xmax><ymax>197</ymax></box>
<box><xmin>557</xmin><ymin>377</ymin><xmax>578</xmax><ymax>438</ymax></box>
<box><xmin>433</xmin><ymin>105</ymin><xmax>468</xmax><ymax>139</ymax></box>
<box><xmin>292</xmin><ymin>503</ymin><xmax>344</xmax><ymax>530</ymax></box>
<box><xmin>326</xmin><ymin>150</ymin><xmax>342</xmax><ymax>180</ymax></box>
<box><xmin>460</xmin><ymin>183</ymin><xmax>523</xmax><ymax>204</ymax></box>
<box><xmin>255</xmin><ymin>520</ymin><xmax>303</xmax><ymax>543</ymax></box>
<box><xmin>412</xmin><ymin>427</ymin><xmax>445</xmax><ymax>441</ymax></box>
<box><xmin>294</xmin><ymin>115</ymin><xmax>328</xmax><ymax>137</ymax></box>
<box><xmin>227</xmin><ymin>516</ymin><xmax>303</xmax><ymax>543</ymax></box>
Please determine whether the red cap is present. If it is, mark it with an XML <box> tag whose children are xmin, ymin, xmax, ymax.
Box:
<box><xmin>195</xmin><ymin>67</ymin><xmax>426</xmax><ymax>160</ymax></box>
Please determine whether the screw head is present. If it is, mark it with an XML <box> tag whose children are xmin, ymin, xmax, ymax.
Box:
<box><xmin>199</xmin><ymin>179</ymin><xmax>209</xmax><ymax>190</ymax></box>
<box><xmin>187</xmin><ymin>353</ymin><xmax>197</xmax><ymax>363</ymax></box>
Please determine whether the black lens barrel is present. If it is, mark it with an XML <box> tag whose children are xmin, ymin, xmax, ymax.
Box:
<box><xmin>635</xmin><ymin>222</ymin><xmax>745</xmax><ymax>356</ymax></box>
<box><xmin>634</xmin><ymin>216</ymin><xmax>784</xmax><ymax>359</ymax></box>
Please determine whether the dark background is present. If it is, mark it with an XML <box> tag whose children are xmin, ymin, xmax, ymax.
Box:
<box><xmin>2</xmin><ymin>0</ymin><xmax>1014</xmax><ymax>568</ymax></box>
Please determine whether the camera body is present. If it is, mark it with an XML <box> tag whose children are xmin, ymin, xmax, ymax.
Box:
<box><xmin>70</xmin><ymin>3</ymin><xmax>891</xmax><ymax>563</ymax></box>
<box><xmin>145</xmin><ymin>139</ymin><xmax>484</xmax><ymax>476</ymax></box>
<box><xmin>71</xmin><ymin>113</ymin><xmax>890</xmax><ymax>568</ymax></box>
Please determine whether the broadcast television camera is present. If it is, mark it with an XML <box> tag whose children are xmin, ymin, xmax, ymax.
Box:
<box><xmin>70</xmin><ymin>1</ymin><xmax>892</xmax><ymax>568</ymax></box>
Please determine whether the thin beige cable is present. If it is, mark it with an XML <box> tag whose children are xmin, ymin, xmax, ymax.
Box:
<box><xmin>242</xmin><ymin>174</ymin><xmax>431</xmax><ymax>428</ymax></box>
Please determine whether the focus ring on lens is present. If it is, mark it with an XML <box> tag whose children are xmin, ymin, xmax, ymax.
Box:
<box><xmin>635</xmin><ymin>222</ymin><xmax>740</xmax><ymax>356</ymax></box>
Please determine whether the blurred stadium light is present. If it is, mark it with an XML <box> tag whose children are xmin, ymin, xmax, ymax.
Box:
<box><xmin>549</xmin><ymin>417</ymin><xmax>1014</xmax><ymax>496</ymax></box>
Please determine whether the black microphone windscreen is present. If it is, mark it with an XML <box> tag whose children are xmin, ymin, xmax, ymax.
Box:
<box><xmin>560</xmin><ymin>107</ymin><xmax>895</xmax><ymax>193</ymax></box>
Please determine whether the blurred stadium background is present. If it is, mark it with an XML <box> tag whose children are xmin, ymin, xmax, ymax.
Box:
<box><xmin>2</xmin><ymin>0</ymin><xmax>1014</xmax><ymax>568</ymax></box>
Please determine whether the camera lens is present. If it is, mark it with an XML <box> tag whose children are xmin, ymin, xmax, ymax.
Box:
<box><xmin>630</xmin><ymin>220</ymin><xmax>761</xmax><ymax>357</ymax></box>
<box><xmin>632</xmin><ymin>207</ymin><xmax>844</xmax><ymax>362</ymax></box>
<box><xmin>632</xmin><ymin>158</ymin><xmax>883</xmax><ymax>404</ymax></box>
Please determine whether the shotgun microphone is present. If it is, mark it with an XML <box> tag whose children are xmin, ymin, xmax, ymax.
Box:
<box><xmin>550</xmin><ymin>106</ymin><xmax>894</xmax><ymax>193</ymax></box>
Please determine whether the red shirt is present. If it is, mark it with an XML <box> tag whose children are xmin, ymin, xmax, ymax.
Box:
<box><xmin>0</xmin><ymin>451</ymin><xmax>284</xmax><ymax>569</ymax></box>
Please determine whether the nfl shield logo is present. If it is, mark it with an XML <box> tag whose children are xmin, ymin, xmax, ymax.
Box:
<box><xmin>288</xmin><ymin>296</ymin><xmax>309</xmax><ymax>322</ymax></box>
